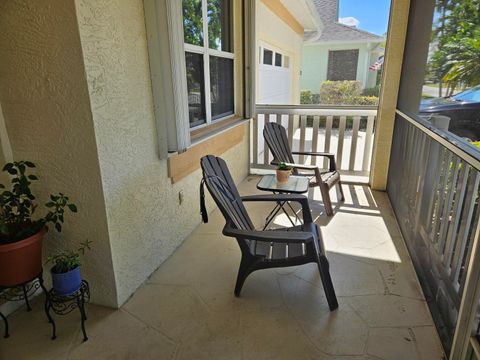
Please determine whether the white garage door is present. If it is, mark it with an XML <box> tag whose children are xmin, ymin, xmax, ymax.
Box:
<box><xmin>258</xmin><ymin>47</ymin><xmax>292</xmax><ymax>104</ymax></box>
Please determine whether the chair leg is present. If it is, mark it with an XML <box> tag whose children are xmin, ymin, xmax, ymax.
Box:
<box><xmin>337</xmin><ymin>181</ymin><xmax>345</xmax><ymax>202</ymax></box>
<box><xmin>319</xmin><ymin>184</ymin><xmax>334</xmax><ymax>216</ymax></box>
<box><xmin>317</xmin><ymin>255</ymin><xmax>338</xmax><ymax>311</ymax></box>
<box><xmin>234</xmin><ymin>257</ymin><xmax>254</xmax><ymax>297</ymax></box>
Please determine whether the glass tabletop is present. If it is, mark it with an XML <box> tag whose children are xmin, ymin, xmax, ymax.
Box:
<box><xmin>256</xmin><ymin>174</ymin><xmax>309</xmax><ymax>194</ymax></box>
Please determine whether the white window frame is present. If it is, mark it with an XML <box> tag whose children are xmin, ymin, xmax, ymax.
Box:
<box><xmin>184</xmin><ymin>0</ymin><xmax>236</xmax><ymax>130</ymax></box>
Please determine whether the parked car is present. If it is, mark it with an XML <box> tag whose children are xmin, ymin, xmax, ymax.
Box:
<box><xmin>420</xmin><ymin>85</ymin><xmax>480</xmax><ymax>141</ymax></box>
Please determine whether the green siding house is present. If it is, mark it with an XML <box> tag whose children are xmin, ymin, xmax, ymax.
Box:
<box><xmin>301</xmin><ymin>0</ymin><xmax>384</xmax><ymax>93</ymax></box>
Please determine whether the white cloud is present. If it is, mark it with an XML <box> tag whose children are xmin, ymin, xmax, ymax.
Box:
<box><xmin>339</xmin><ymin>16</ymin><xmax>360</xmax><ymax>27</ymax></box>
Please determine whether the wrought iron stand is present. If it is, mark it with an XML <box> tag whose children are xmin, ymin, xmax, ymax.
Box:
<box><xmin>45</xmin><ymin>280</ymin><xmax>90</xmax><ymax>342</ymax></box>
<box><xmin>0</xmin><ymin>271</ymin><xmax>51</xmax><ymax>339</ymax></box>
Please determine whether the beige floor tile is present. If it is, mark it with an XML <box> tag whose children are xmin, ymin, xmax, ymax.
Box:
<box><xmin>239</xmin><ymin>307</ymin><xmax>325</xmax><ymax>360</ymax></box>
<box><xmin>67</xmin><ymin>305</ymin><xmax>177</xmax><ymax>360</ymax></box>
<box><xmin>412</xmin><ymin>326</ymin><xmax>446</xmax><ymax>360</ymax></box>
<box><xmin>277</xmin><ymin>275</ymin><xmax>368</xmax><ymax>356</ymax></box>
<box><xmin>366</xmin><ymin>327</ymin><xmax>419</xmax><ymax>360</ymax></box>
<box><xmin>0</xmin><ymin>299</ymin><xmax>77</xmax><ymax>360</ymax></box>
<box><xmin>347</xmin><ymin>294</ymin><xmax>433</xmax><ymax>327</ymax></box>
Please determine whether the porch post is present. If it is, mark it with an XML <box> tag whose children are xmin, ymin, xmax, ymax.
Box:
<box><xmin>369</xmin><ymin>0</ymin><xmax>411</xmax><ymax>190</ymax></box>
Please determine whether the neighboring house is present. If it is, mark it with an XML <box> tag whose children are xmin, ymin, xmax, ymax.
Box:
<box><xmin>301</xmin><ymin>0</ymin><xmax>385</xmax><ymax>92</ymax></box>
<box><xmin>256</xmin><ymin>0</ymin><xmax>322</xmax><ymax>104</ymax></box>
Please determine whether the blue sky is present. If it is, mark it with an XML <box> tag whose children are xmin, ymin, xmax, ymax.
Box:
<box><xmin>338</xmin><ymin>0</ymin><xmax>391</xmax><ymax>36</ymax></box>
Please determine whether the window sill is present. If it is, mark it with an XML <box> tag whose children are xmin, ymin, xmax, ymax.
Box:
<box><xmin>190</xmin><ymin>115</ymin><xmax>244</xmax><ymax>142</ymax></box>
<box><xmin>168</xmin><ymin>118</ymin><xmax>249</xmax><ymax>184</ymax></box>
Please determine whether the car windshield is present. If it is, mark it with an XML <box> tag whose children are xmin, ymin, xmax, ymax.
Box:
<box><xmin>452</xmin><ymin>85</ymin><xmax>480</xmax><ymax>103</ymax></box>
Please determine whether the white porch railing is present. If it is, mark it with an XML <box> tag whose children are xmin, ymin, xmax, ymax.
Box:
<box><xmin>252</xmin><ymin>105</ymin><xmax>378</xmax><ymax>178</ymax></box>
<box><xmin>389</xmin><ymin>110</ymin><xmax>480</xmax><ymax>359</ymax></box>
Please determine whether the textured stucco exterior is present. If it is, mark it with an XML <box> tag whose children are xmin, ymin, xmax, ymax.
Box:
<box><xmin>0</xmin><ymin>0</ymin><xmax>249</xmax><ymax>308</ymax></box>
<box><xmin>74</xmin><ymin>0</ymin><xmax>249</xmax><ymax>305</ymax></box>
<box><xmin>0</xmin><ymin>0</ymin><xmax>118</xmax><ymax>306</ymax></box>
<box><xmin>301</xmin><ymin>42</ymin><xmax>380</xmax><ymax>92</ymax></box>
<box><xmin>256</xmin><ymin>1</ymin><xmax>303</xmax><ymax>104</ymax></box>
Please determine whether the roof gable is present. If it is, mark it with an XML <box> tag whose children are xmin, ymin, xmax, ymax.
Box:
<box><xmin>308</xmin><ymin>0</ymin><xmax>384</xmax><ymax>43</ymax></box>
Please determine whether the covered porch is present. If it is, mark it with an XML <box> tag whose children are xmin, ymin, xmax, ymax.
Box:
<box><xmin>0</xmin><ymin>178</ymin><xmax>443</xmax><ymax>359</ymax></box>
<box><xmin>1</xmin><ymin>0</ymin><xmax>480</xmax><ymax>359</ymax></box>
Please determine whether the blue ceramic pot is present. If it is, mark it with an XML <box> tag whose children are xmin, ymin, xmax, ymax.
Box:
<box><xmin>51</xmin><ymin>266</ymin><xmax>82</xmax><ymax>296</ymax></box>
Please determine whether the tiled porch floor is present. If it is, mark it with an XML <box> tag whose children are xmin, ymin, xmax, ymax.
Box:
<box><xmin>0</xmin><ymin>176</ymin><xmax>445</xmax><ymax>360</ymax></box>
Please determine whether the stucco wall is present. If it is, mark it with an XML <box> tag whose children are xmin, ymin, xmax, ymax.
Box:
<box><xmin>256</xmin><ymin>1</ymin><xmax>303</xmax><ymax>104</ymax></box>
<box><xmin>301</xmin><ymin>42</ymin><xmax>372</xmax><ymax>92</ymax></box>
<box><xmin>0</xmin><ymin>0</ymin><xmax>118</xmax><ymax>306</ymax></box>
<box><xmin>75</xmin><ymin>0</ymin><xmax>249</xmax><ymax>305</ymax></box>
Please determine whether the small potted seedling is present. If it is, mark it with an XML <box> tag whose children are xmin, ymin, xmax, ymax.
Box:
<box><xmin>276</xmin><ymin>162</ymin><xmax>292</xmax><ymax>184</ymax></box>
<box><xmin>47</xmin><ymin>240</ymin><xmax>92</xmax><ymax>296</ymax></box>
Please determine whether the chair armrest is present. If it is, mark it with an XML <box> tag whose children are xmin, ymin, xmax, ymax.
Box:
<box><xmin>291</xmin><ymin>152</ymin><xmax>337</xmax><ymax>171</ymax></box>
<box><xmin>241</xmin><ymin>194</ymin><xmax>313</xmax><ymax>223</ymax></box>
<box><xmin>270</xmin><ymin>161</ymin><xmax>317</xmax><ymax>171</ymax></box>
<box><xmin>292</xmin><ymin>151</ymin><xmax>334</xmax><ymax>157</ymax></box>
<box><xmin>223</xmin><ymin>226</ymin><xmax>314</xmax><ymax>243</ymax></box>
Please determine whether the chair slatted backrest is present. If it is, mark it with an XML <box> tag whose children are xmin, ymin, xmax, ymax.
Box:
<box><xmin>263</xmin><ymin>122</ymin><xmax>295</xmax><ymax>165</ymax></box>
<box><xmin>201</xmin><ymin>155</ymin><xmax>254</xmax><ymax>233</ymax></box>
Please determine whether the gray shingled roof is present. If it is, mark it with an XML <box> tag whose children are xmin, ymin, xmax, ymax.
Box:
<box><xmin>306</xmin><ymin>0</ymin><xmax>384</xmax><ymax>43</ymax></box>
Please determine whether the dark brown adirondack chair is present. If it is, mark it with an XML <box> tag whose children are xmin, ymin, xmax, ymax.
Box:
<box><xmin>263</xmin><ymin>122</ymin><xmax>345</xmax><ymax>216</ymax></box>
<box><xmin>200</xmin><ymin>155</ymin><xmax>338</xmax><ymax>311</ymax></box>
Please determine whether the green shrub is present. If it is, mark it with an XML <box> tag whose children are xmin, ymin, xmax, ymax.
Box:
<box><xmin>362</xmin><ymin>85</ymin><xmax>380</xmax><ymax>97</ymax></box>
<box><xmin>300</xmin><ymin>90</ymin><xmax>320</xmax><ymax>104</ymax></box>
<box><xmin>318</xmin><ymin>81</ymin><xmax>378</xmax><ymax>105</ymax></box>
<box><xmin>320</xmin><ymin>80</ymin><xmax>362</xmax><ymax>104</ymax></box>
<box><xmin>350</xmin><ymin>96</ymin><xmax>379</xmax><ymax>105</ymax></box>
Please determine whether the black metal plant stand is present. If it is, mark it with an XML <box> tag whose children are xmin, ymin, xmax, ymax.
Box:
<box><xmin>0</xmin><ymin>271</ymin><xmax>51</xmax><ymax>339</ymax></box>
<box><xmin>45</xmin><ymin>280</ymin><xmax>90</xmax><ymax>342</ymax></box>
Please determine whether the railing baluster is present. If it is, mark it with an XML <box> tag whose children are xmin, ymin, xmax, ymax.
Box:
<box><xmin>324</xmin><ymin>115</ymin><xmax>333</xmax><ymax>169</ymax></box>
<box><xmin>443</xmin><ymin>162</ymin><xmax>469</xmax><ymax>269</ymax></box>
<box><xmin>451</xmin><ymin>171</ymin><xmax>480</xmax><ymax>286</ymax></box>
<box><xmin>253</xmin><ymin>113</ymin><xmax>259</xmax><ymax>165</ymax></box>
<box><xmin>431</xmin><ymin>151</ymin><xmax>453</xmax><ymax>245</ymax></box>
<box><xmin>287</xmin><ymin>114</ymin><xmax>294</xmax><ymax>150</ymax></box>
<box><xmin>450</xmin><ymin>211</ymin><xmax>480</xmax><ymax>359</ymax></box>
<box><xmin>263</xmin><ymin>114</ymin><xmax>271</xmax><ymax>165</ymax></box>
<box><xmin>437</xmin><ymin>156</ymin><xmax>461</xmax><ymax>254</ymax></box>
<box><xmin>349</xmin><ymin>115</ymin><xmax>361</xmax><ymax>171</ymax></box>
<box><xmin>299</xmin><ymin>115</ymin><xmax>307</xmax><ymax>164</ymax></box>
<box><xmin>337</xmin><ymin>116</ymin><xmax>346</xmax><ymax>170</ymax></box>
<box><xmin>362</xmin><ymin>115</ymin><xmax>375</xmax><ymax>171</ymax></box>
<box><xmin>311</xmin><ymin>116</ymin><xmax>320</xmax><ymax>166</ymax></box>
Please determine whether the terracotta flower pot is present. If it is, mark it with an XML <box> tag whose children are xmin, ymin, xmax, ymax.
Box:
<box><xmin>276</xmin><ymin>169</ymin><xmax>291</xmax><ymax>184</ymax></box>
<box><xmin>0</xmin><ymin>228</ymin><xmax>45</xmax><ymax>286</ymax></box>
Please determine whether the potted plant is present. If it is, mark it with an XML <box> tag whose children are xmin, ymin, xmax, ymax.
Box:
<box><xmin>0</xmin><ymin>161</ymin><xmax>77</xmax><ymax>286</ymax></box>
<box><xmin>276</xmin><ymin>162</ymin><xmax>292</xmax><ymax>184</ymax></box>
<box><xmin>47</xmin><ymin>240</ymin><xmax>91</xmax><ymax>295</ymax></box>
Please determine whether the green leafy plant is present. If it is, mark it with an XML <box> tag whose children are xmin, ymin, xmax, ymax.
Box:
<box><xmin>0</xmin><ymin>161</ymin><xmax>77</xmax><ymax>245</ymax></box>
<box><xmin>319</xmin><ymin>81</ymin><xmax>379</xmax><ymax>106</ymax></box>
<box><xmin>47</xmin><ymin>240</ymin><xmax>92</xmax><ymax>274</ymax></box>
<box><xmin>277</xmin><ymin>163</ymin><xmax>292</xmax><ymax>171</ymax></box>
<box><xmin>362</xmin><ymin>85</ymin><xmax>381</xmax><ymax>97</ymax></box>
